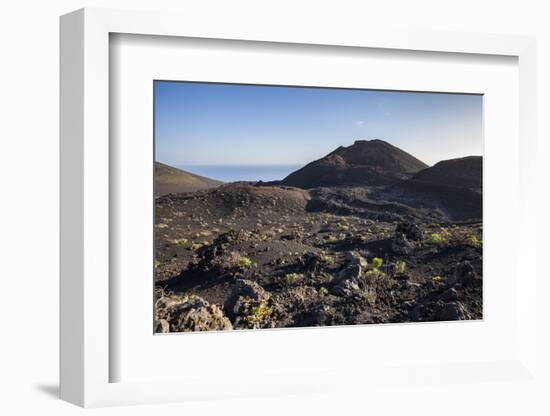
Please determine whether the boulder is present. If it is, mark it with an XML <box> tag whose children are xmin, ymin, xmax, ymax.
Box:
<box><xmin>409</xmin><ymin>304</ymin><xmax>426</xmax><ymax>321</ymax></box>
<box><xmin>392</xmin><ymin>233</ymin><xmax>415</xmax><ymax>255</ymax></box>
<box><xmin>154</xmin><ymin>319</ymin><xmax>170</xmax><ymax>333</ymax></box>
<box><xmin>195</xmin><ymin>230</ymin><xmax>259</xmax><ymax>274</ymax></box>
<box><xmin>299</xmin><ymin>252</ymin><xmax>328</xmax><ymax>272</ymax></box>
<box><xmin>224</xmin><ymin>279</ymin><xmax>273</xmax><ymax>329</ymax></box>
<box><xmin>335</xmin><ymin>264</ymin><xmax>363</xmax><ymax>284</ymax></box>
<box><xmin>156</xmin><ymin>295</ymin><xmax>233</xmax><ymax>332</ymax></box>
<box><xmin>395</xmin><ymin>221</ymin><xmax>423</xmax><ymax>241</ymax></box>
<box><xmin>345</xmin><ymin>251</ymin><xmax>368</xmax><ymax>268</ymax></box>
<box><xmin>331</xmin><ymin>278</ymin><xmax>361</xmax><ymax>297</ymax></box>
<box><xmin>447</xmin><ymin>261</ymin><xmax>478</xmax><ymax>287</ymax></box>
<box><xmin>441</xmin><ymin>288</ymin><xmax>459</xmax><ymax>301</ymax></box>
<box><xmin>434</xmin><ymin>302</ymin><xmax>469</xmax><ymax>321</ymax></box>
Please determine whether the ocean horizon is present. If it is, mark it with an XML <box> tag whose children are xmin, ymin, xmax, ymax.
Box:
<box><xmin>175</xmin><ymin>164</ymin><xmax>304</xmax><ymax>183</ymax></box>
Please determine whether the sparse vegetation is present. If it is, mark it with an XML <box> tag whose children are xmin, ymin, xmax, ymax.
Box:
<box><xmin>243</xmin><ymin>299</ymin><xmax>272</xmax><ymax>327</ymax></box>
<box><xmin>238</xmin><ymin>256</ymin><xmax>253</xmax><ymax>269</ymax></box>
<box><xmin>320</xmin><ymin>254</ymin><xmax>334</xmax><ymax>265</ymax></box>
<box><xmin>285</xmin><ymin>272</ymin><xmax>304</xmax><ymax>283</ymax></box>
<box><xmin>172</xmin><ymin>237</ymin><xmax>188</xmax><ymax>245</ymax></box>
<box><xmin>395</xmin><ymin>260</ymin><xmax>406</xmax><ymax>274</ymax></box>
<box><xmin>430</xmin><ymin>228</ymin><xmax>451</xmax><ymax>245</ymax></box>
<box><xmin>366</xmin><ymin>269</ymin><xmax>384</xmax><ymax>277</ymax></box>
<box><xmin>372</xmin><ymin>257</ymin><xmax>384</xmax><ymax>269</ymax></box>
<box><xmin>464</xmin><ymin>233</ymin><xmax>482</xmax><ymax>248</ymax></box>
<box><xmin>366</xmin><ymin>257</ymin><xmax>385</xmax><ymax>277</ymax></box>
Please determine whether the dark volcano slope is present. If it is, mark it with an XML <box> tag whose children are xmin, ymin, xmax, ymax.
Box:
<box><xmin>388</xmin><ymin>156</ymin><xmax>483</xmax><ymax>221</ymax></box>
<box><xmin>411</xmin><ymin>156</ymin><xmax>482</xmax><ymax>189</ymax></box>
<box><xmin>306</xmin><ymin>187</ymin><xmax>447</xmax><ymax>223</ymax></box>
<box><xmin>277</xmin><ymin>139</ymin><xmax>428</xmax><ymax>189</ymax></box>
<box><xmin>155</xmin><ymin>161</ymin><xmax>223</xmax><ymax>197</ymax></box>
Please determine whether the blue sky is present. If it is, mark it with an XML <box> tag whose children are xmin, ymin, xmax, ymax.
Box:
<box><xmin>154</xmin><ymin>81</ymin><xmax>482</xmax><ymax>168</ymax></box>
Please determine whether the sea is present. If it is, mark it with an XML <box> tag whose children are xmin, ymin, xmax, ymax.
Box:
<box><xmin>175</xmin><ymin>164</ymin><xmax>304</xmax><ymax>183</ymax></box>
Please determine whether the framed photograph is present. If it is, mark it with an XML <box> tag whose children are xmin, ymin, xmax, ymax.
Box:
<box><xmin>152</xmin><ymin>81</ymin><xmax>484</xmax><ymax>333</ymax></box>
<box><xmin>60</xmin><ymin>8</ymin><xmax>538</xmax><ymax>407</ymax></box>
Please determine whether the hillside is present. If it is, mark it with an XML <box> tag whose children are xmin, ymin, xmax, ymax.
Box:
<box><xmin>155</xmin><ymin>161</ymin><xmax>222</xmax><ymax>196</ymax></box>
<box><xmin>410</xmin><ymin>156</ymin><xmax>482</xmax><ymax>190</ymax></box>
<box><xmin>278</xmin><ymin>139</ymin><xmax>428</xmax><ymax>188</ymax></box>
<box><xmin>387</xmin><ymin>156</ymin><xmax>483</xmax><ymax>220</ymax></box>
<box><xmin>154</xmin><ymin>143</ymin><xmax>483</xmax><ymax>332</ymax></box>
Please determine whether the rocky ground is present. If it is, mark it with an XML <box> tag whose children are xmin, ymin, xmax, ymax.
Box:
<box><xmin>154</xmin><ymin>183</ymin><xmax>482</xmax><ymax>333</ymax></box>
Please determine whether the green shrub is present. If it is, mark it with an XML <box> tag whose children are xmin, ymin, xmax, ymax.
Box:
<box><xmin>372</xmin><ymin>257</ymin><xmax>384</xmax><ymax>269</ymax></box>
<box><xmin>464</xmin><ymin>233</ymin><xmax>482</xmax><ymax>248</ymax></box>
<box><xmin>366</xmin><ymin>257</ymin><xmax>385</xmax><ymax>278</ymax></box>
<box><xmin>395</xmin><ymin>261</ymin><xmax>406</xmax><ymax>274</ymax></box>
<box><xmin>243</xmin><ymin>300</ymin><xmax>272</xmax><ymax>326</ymax></box>
<box><xmin>239</xmin><ymin>256</ymin><xmax>253</xmax><ymax>269</ymax></box>
<box><xmin>366</xmin><ymin>269</ymin><xmax>384</xmax><ymax>277</ymax></box>
<box><xmin>430</xmin><ymin>228</ymin><xmax>451</xmax><ymax>245</ymax></box>
<box><xmin>285</xmin><ymin>272</ymin><xmax>304</xmax><ymax>283</ymax></box>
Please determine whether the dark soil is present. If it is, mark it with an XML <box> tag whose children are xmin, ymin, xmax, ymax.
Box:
<box><xmin>154</xmin><ymin>183</ymin><xmax>482</xmax><ymax>332</ymax></box>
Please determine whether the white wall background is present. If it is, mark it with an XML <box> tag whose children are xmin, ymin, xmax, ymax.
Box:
<box><xmin>0</xmin><ymin>0</ymin><xmax>548</xmax><ymax>414</ymax></box>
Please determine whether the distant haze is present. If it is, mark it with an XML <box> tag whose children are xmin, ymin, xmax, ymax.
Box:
<box><xmin>155</xmin><ymin>81</ymin><xmax>483</xmax><ymax>180</ymax></box>
<box><xmin>174</xmin><ymin>164</ymin><xmax>303</xmax><ymax>183</ymax></box>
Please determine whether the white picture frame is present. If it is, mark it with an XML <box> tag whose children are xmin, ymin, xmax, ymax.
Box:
<box><xmin>60</xmin><ymin>7</ymin><xmax>538</xmax><ymax>408</ymax></box>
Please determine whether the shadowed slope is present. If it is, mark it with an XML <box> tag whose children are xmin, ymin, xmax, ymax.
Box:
<box><xmin>389</xmin><ymin>156</ymin><xmax>483</xmax><ymax>221</ymax></box>
<box><xmin>410</xmin><ymin>156</ymin><xmax>482</xmax><ymax>190</ymax></box>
